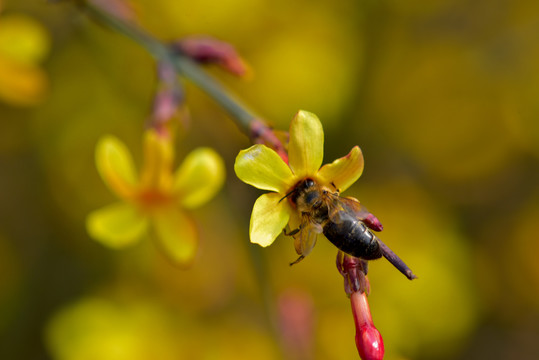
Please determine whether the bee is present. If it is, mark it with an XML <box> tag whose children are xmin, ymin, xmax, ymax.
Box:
<box><xmin>283</xmin><ymin>178</ymin><xmax>416</xmax><ymax>280</ymax></box>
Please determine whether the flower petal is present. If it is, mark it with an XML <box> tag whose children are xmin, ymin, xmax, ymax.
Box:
<box><xmin>0</xmin><ymin>14</ymin><xmax>50</xmax><ymax>65</ymax></box>
<box><xmin>235</xmin><ymin>144</ymin><xmax>294</xmax><ymax>193</ymax></box>
<box><xmin>287</xmin><ymin>210</ymin><xmax>302</xmax><ymax>233</ymax></box>
<box><xmin>152</xmin><ymin>207</ymin><xmax>198</xmax><ymax>266</ymax></box>
<box><xmin>96</xmin><ymin>135</ymin><xmax>137</xmax><ymax>199</ymax></box>
<box><xmin>250</xmin><ymin>193</ymin><xmax>291</xmax><ymax>247</ymax></box>
<box><xmin>317</xmin><ymin>146</ymin><xmax>364</xmax><ymax>192</ymax></box>
<box><xmin>173</xmin><ymin>147</ymin><xmax>225</xmax><ymax>209</ymax></box>
<box><xmin>86</xmin><ymin>202</ymin><xmax>148</xmax><ymax>248</ymax></box>
<box><xmin>288</xmin><ymin>110</ymin><xmax>324</xmax><ymax>178</ymax></box>
<box><xmin>139</xmin><ymin>130</ymin><xmax>174</xmax><ymax>191</ymax></box>
<box><xmin>0</xmin><ymin>57</ymin><xmax>47</xmax><ymax>106</ymax></box>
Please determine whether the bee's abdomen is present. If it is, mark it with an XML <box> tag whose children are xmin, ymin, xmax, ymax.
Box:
<box><xmin>323</xmin><ymin>217</ymin><xmax>382</xmax><ymax>260</ymax></box>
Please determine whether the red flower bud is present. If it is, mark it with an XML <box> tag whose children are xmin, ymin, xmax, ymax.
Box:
<box><xmin>172</xmin><ymin>36</ymin><xmax>250</xmax><ymax>77</ymax></box>
<box><xmin>148</xmin><ymin>61</ymin><xmax>189</xmax><ymax>133</ymax></box>
<box><xmin>337</xmin><ymin>251</ymin><xmax>370</xmax><ymax>295</ymax></box>
<box><xmin>351</xmin><ymin>291</ymin><xmax>384</xmax><ymax>360</ymax></box>
<box><xmin>363</xmin><ymin>213</ymin><xmax>383</xmax><ymax>232</ymax></box>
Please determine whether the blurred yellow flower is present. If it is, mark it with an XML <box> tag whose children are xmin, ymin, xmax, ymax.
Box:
<box><xmin>45</xmin><ymin>295</ymin><xmax>280</xmax><ymax>360</ymax></box>
<box><xmin>86</xmin><ymin>129</ymin><xmax>225</xmax><ymax>265</ymax></box>
<box><xmin>234</xmin><ymin>110</ymin><xmax>363</xmax><ymax>252</ymax></box>
<box><xmin>45</xmin><ymin>297</ymin><xmax>178</xmax><ymax>360</ymax></box>
<box><xmin>0</xmin><ymin>12</ymin><xmax>49</xmax><ymax>106</ymax></box>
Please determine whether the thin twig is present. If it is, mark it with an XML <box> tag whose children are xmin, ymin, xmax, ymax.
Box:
<box><xmin>82</xmin><ymin>1</ymin><xmax>288</xmax><ymax>161</ymax></box>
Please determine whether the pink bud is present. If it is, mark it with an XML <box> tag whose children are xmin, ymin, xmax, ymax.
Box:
<box><xmin>173</xmin><ymin>36</ymin><xmax>250</xmax><ymax>77</ymax></box>
<box><xmin>352</xmin><ymin>203</ymin><xmax>383</xmax><ymax>232</ymax></box>
<box><xmin>147</xmin><ymin>62</ymin><xmax>188</xmax><ymax>133</ymax></box>
<box><xmin>351</xmin><ymin>292</ymin><xmax>384</xmax><ymax>360</ymax></box>
<box><xmin>356</xmin><ymin>324</ymin><xmax>384</xmax><ymax>360</ymax></box>
<box><xmin>364</xmin><ymin>214</ymin><xmax>383</xmax><ymax>232</ymax></box>
<box><xmin>337</xmin><ymin>252</ymin><xmax>370</xmax><ymax>295</ymax></box>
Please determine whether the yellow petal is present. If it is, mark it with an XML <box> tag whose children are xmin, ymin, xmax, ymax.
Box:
<box><xmin>235</xmin><ymin>144</ymin><xmax>294</xmax><ymax>193</ymax></box>
<box><xmin>0</xmin><ymin>57</ymin><xmax>46</xmax><ymax>106</ymax></box>
<box><xmin>86</xmin><ymin>202</ymin><xmax>148</xmax><ymax>248</ymax></box>
<box><xmin>250</xmin><ymin>193</ymin><xmax>291</xmax><ymax>247</ymax></box>
<box><xmin>173</xmin><ymin>147</ymin><xmax>225</xmax><ymax>209</ymax></box>
<box><xmin>288</xmin><ymin>110</ymin><xmax>324</xmax><ymax>178</ymax></box>
<box><xmin>96</xmin><ymin>135</ymin><xmax>138</xmax><ymax>199</ymax></box>
<box><xmin>0</xmin><ymin>14</ymin><xmax>50</xmax><ymax>65</ymax></box>
<box><xmin>152</xmin><ymin>207</ymin><xmax>198</xmax><ymax>266</ymax></box>
<box><xmin>287</xmin><ymin>210</ymin><xmax>302</xmax><ymax>232</ymax></box>
<box><xmin>139</xmin><ymin>130</ymin><xmax>174</xmax><ymax>192</ymax></box>
<box><xmin>45</xmin><ymin>297</ymin><xmax>178</xmax><ymax>360</ymax></box>
<box><xmin>317</xmin><ymin>146</ymin><xmax>364</xmax><ymax>192</ymax></box>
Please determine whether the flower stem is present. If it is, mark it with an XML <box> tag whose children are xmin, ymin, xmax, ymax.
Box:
<box><xmin>79</xmin><ymin>0</ymin><xmax>288</xmax><ymax>352</ymax></box>
<box><xmin>82</xmin><ymin>1</ymin><xmax>284</xmax><ymax>154</ymax></box>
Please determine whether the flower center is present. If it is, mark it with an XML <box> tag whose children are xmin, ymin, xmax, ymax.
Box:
<box><xmin>134</xmin><ymin>189</ymin><xmax>172</xmax><ymax>210</ymax></box>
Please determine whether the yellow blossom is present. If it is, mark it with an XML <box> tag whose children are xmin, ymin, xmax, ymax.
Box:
<box><xmin>45</xmin><ymin>297</ymin><xmax>178</xmax><ymax>360</ymax></box>
<box><xmin>86</xmin><ymin>129</ymin><xmax>225</xmax><ymax>265</ymax></box>
<box><xmin>234</xmin><ymin>110</ymin><xmax>364</xmax><ymax>252</ymax></box>
<box><xmin>0</xmin><ymin>12</ymin><xmax>49</xmax><ymax>105</ymax></box>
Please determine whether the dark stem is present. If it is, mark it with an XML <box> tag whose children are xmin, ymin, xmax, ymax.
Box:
<box><xmin>82</xmin><ymin>1</ymin><xmax>287</xmax><ymax>161</ymax></box>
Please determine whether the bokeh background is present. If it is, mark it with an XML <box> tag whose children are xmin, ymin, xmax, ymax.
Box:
<box><xmin>1</xmin><ymin>0</ymin><xmax>539</xmax><ymax>359</ymax></box>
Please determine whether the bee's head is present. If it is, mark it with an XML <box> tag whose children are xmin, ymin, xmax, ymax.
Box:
<box><xmin>288</xmin><ymin>178</ymin><xmax>323</xmax><ymax>210</ymax></box>
<box><xmin>281</xmin><ymin>178</ymin><xmax>320</xmax><ymax>207</ymax></box>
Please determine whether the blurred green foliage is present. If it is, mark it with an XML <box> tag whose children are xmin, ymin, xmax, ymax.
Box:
<box><xmin>1</xmin><ymin>0</ymin><xmax>538</xmax><ymax>359</ymax></box>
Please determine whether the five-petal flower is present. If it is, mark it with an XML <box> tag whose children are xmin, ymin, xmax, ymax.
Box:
<box><xmin>86</xmin><ymin>129</ymin><xmax>225</xmax><ymax>265</ymax></box>
<box><xmin>234</xmin><ymin>110</ymin><xmax>364</xmax><ymax>255</ymax></box>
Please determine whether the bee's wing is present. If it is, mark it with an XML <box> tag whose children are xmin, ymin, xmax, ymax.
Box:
<box><xmin>325</xmin><ymin>193</ymin><xmax>351</xmax><ymax>224</ymax></box>
<box><xmin>328</xmin><ymin>195</ymin><xmax>383</xmax><ymax>231</ymax></box>
<box><xmin>294</xmin><ymin>215</ymin><xmax>322</xmax><ymax>257</ymax></box>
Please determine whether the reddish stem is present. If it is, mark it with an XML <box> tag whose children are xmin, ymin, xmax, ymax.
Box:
<box><xmin>249</xmin><ymin>119</ymin><xmax>289</xmax><ymax>164</ymax></box>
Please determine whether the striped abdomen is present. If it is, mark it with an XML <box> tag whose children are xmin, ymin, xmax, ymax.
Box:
<box><xmin>323</xmin><ymin>212</ymin><xmax>383</xmax><ymax>260</ymax></box>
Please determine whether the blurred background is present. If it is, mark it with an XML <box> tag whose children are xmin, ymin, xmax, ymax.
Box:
<box><xmin>1</xmin><ymin>0</ymin><xmax>539</xmax><ymax>359</ymax></box>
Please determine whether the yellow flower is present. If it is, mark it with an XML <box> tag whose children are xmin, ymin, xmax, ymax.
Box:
<box><xmin>0</xmin><ymin>12</ymin><xmax>49</xmax><ymax>106</ymax></box>
<box><xmin>86</xmin><ymin>129</ymin><xmax>225</xmax><ymax>265</ymax></box>
<box><xmin>45</xmin><ymin>297</ymin><xmax>178</xmax><ymax>360</ymax></box>
<box><xmin>234</xmin><ymin>110</ymin><xmax>364</xmax><ymax>251</ymax></box>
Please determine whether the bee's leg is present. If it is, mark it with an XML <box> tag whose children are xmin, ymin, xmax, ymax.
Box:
<box><xmin>283</xmin><ymin>226</ymin><xmax>300</xmax><ymax>236</ymax></box>
<box><xmin>330</xmin><ymin>181</ymin><xmax>340</xmax><ymax>195</ymax></box>
<box><xmin>289</xmin><ymin>255</ymin><xmax>305</xmax><ymax>266</ymax></box>
<box><xmin>360</xmin><ymin>259</ymin><xmax>369</xmax><ymax>275</ymax></box>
